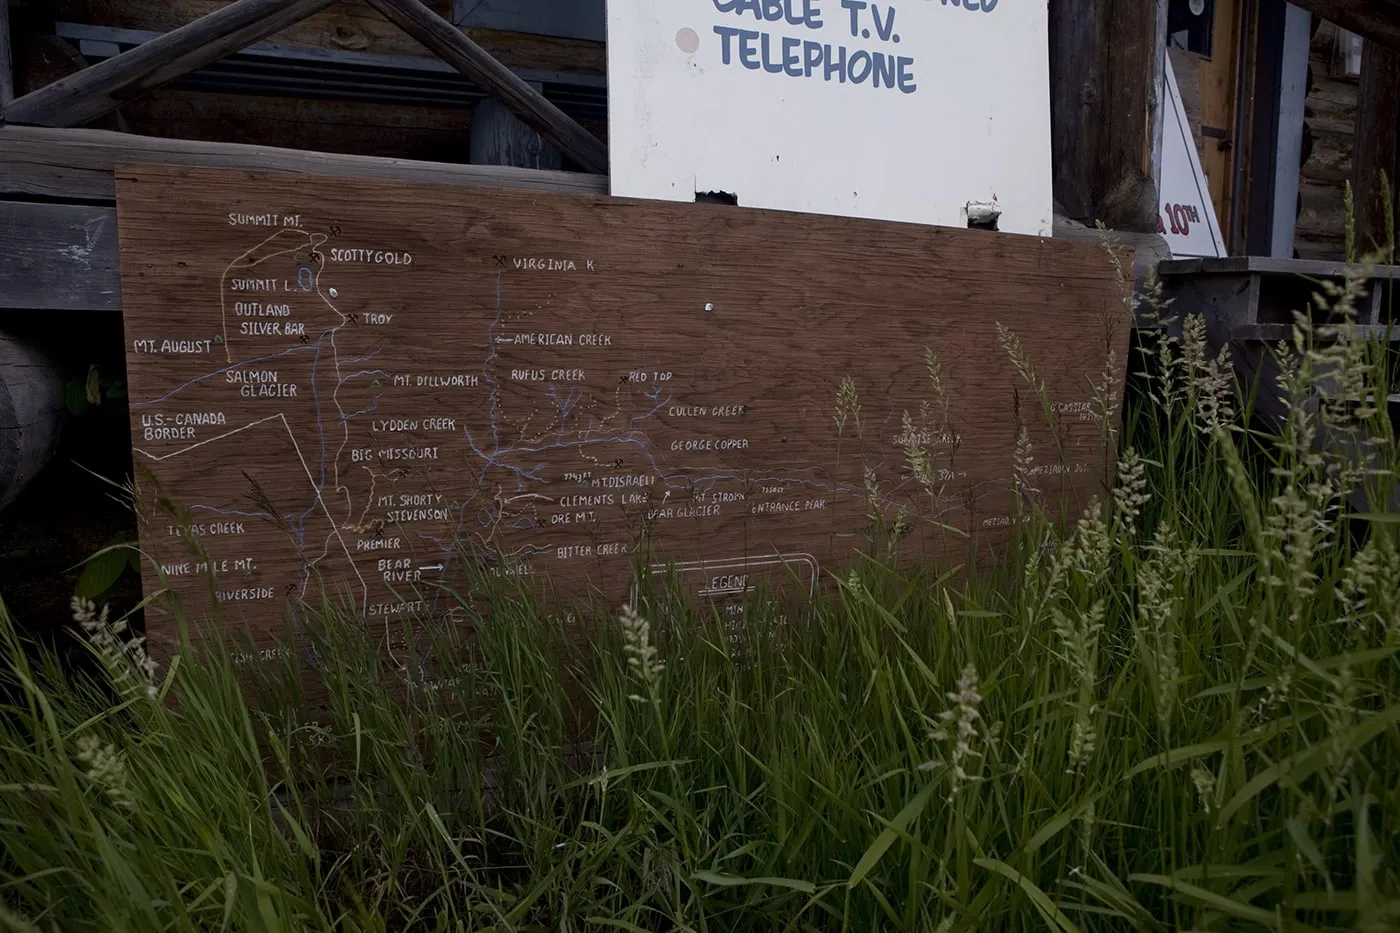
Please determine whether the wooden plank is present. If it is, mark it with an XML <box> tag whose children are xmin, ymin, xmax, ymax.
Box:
<box><xmin>117</xmin><ymin>89</ymin><xmax>478</xmax><ymax>163</ymax></box>
<box><xmin>1158</xmin><ymin>255</ymin><xmax>1400</xmax><ymax>277</ymax></box>
<box><xmin>87</xmin><ymin>0</ymin><xmax>605</xmax><ymax>76</ymax></box>
<box><xmin>0</xmin><ymin>0</ymin><xmax>14</xmax><ymax>105</ymax></box>
<box><xmin>1149</xmin><ymin>0</ymin><xmax>1170</xmax><ymax>193</ymax></box>
<box><xmin>1048</xmin><ymin>0</ymin><xmax>1165</xmax><ymax>232</ymax></box>
<box><xmin>0</xmin><ymin>333</ymin><xmax>65</xmax><ymax>511</ymax></box>
<box><xmin>1199</xmin><ymin>0</ymin><xmax>1244</xmax><ymax>240</ymax></box>
<box><xmin>1286</xmin><ymin>0</ymin><xmax>1400</xmax><ymax>52</ymax></box>
<box><xmin>2</xmin><ymin>0</ymin><xmax>340</xmax><ymax>128</ymax></box>
<box><xmin>1103</xmin><ymin>0</ymin><xmax>1166</xmax><ymax>231</ymax></box>
<box><xmin>1048</xmin><ymin>0</ymin><xmax>1100</xmax><ymax>222</ymax></box>
<box><xmin>452</xmin><ymin>0</ymin><xmax>604</xmax><ymax>43</ymax></box>
<box><xmin>112</xmin><ymin>164</ymin><xmax>1127</xmax><ymax>671</ymax></box>
<box><xmin>0</xmin><ymin>201</ymin><xmax>120</xmax><ymax>311</ymax></box>
<box><xmin>1353</xmin><ymin>39</ymin><xmax>1400</xmax><ymax>257</ymax></box>
<box><xmin>1236</xmin><ymin>322</ymin><xmax>1400</xmax><ymax>340</ymax></box>
<box><xmin>469</xmin><ymin>97</ymin><xmax>561</xmax><ymax>170</ymax></box>
<box><xmin>1239</xmin><ymin>0</ymin><xmax>1289</xmax><ymax>256</ymax></box>
<box><xmin>1297</xmin><ymin>20</ymin><xmax>1360</xmax><ymax>260</ymax></box>
<box><xmin>363</xmin><ymin>0</ymin><xmax>606</xmax><ymax>173</ymax></box>
<box><xmin>1052</xmin><ymin>212</ymin><xmax>1171</xmax><ymax>303</ymax></box>
<box><xmin>0</xmin><ymin>125</ymin><xmax>609</xmax><ymax>201</ymax></box>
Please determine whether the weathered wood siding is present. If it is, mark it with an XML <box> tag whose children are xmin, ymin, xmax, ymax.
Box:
<box><xmin>7</xmin><ymin>0</ymin><xmax>606</xmax><ymax>164</ymax></box>
<box><xmin>1168</xmin><ymin>46</ymin><xmax>1209</xmax><ymax>165</ymax></box>
<box><xmin>1296</xmin><ymin>19</ymin><xmax>1357</xmax><ymax>260</ymax></box>
<box><xmin>87</xmin><ymin>0</ymin><xmax>604</xmax><ymax>75</ymax></box>
<box><xmin>118</xmin><ymin>90</ymin><xmax>476</xmax><ymax>162</ymax></box>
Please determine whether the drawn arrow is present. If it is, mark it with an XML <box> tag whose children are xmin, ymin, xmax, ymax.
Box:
<box><xmin>504</xmin><ymin>493</ymin><xmax>553</xmax><ymax>504</ymax></box>
<box><xmin>419</xmin><ymin>563</ymin><xmax>445</xmax><ymax>573</ymax></box>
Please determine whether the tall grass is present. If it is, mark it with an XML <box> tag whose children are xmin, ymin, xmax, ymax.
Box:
<box><xmin>2</xmin><ymin>274</ymin><xmax>1399</xmax><ymax>931</ymax></box>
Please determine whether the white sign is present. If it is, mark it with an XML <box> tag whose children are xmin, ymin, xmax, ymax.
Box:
<box><xmin>1157</xmin><ymin>52</ymin><xmax>1225</xmax><ymax>258</ymax></box>
<box><xmin>606</xmin><ymin>0</ymin><xmax>1054</xmax><ymax>236</ymax></box>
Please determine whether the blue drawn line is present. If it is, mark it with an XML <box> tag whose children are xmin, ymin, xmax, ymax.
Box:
<box><xmin>340</xmin><ymin>369</ymin><xmax>389</xmax><ymax>385</ymax></box>
<box><xmin>546</xmin><ymin>384</ymin><xmax>585</xmax><ymax>425</ymax></box>
<box><xmin>188</xmin><ymin>505</ymin><xmax>282</xmax><ymax>520</ymax></box>
<box><xmin>343</xmin><ymin>397</ymin><xmax>381</xmax><ymax>421</ymax></box>
<box><xmin>342</xmin><ymin>348</ymin><xmax>383</xmax><ymax>365</ymax></box>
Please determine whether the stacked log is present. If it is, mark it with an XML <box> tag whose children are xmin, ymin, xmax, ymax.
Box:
<box><xmin>0</xmin><ymin>332</ymin><xmax>64</xmax><ymax>511</ymax></box>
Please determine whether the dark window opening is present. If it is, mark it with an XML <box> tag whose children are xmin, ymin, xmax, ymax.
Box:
<box><xmin>1168</xmin><ymin>0</ymin><xmax>1215</xmax><ymax>58</ymax></box>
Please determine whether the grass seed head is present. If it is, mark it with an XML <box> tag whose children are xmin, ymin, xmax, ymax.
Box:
<box><xmin>74</xmin><ymin>735</ymin><xmax>135</xmax><ymax>811</ymax></box>
<box><xmin>1112</xmin><ymin>447</ymin><xmax>1150</xmax><ymax>542</ymax></box>
<box><xmin>835</xmin><ymin>375</ymin><xmax>861</xmax><ymax>439</ymax></box>
<box><xmin>1190</xmin><ymin>761</ymin><xmax>1217</xmax><ymax>814</ymax></box>
<box><xmin>72</xmin><ymin>597</ymin><xmax>158</xmax><ymax>699</ymax></box>
<box><xmin>618</xmin><ymin>604</ymin><xmax>664</xmax><ymax>703</ymax></box>
<box><xmin>925</xmin><ymin>663</ymin><xmax>985</xmax><ymax>797</ymax></box>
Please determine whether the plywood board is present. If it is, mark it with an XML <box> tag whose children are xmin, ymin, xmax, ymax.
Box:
<box><xmin>115</xmin><ymin>165</ymin><xmax>1126</xmax><ymax>673</ymax></box>
<box><xmin>606</xmin><ymin>1</ymin><xmax>1053</xmax><ymax>235</ymax></box>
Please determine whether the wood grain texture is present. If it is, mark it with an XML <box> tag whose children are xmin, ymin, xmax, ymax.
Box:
<box><xmin>113</xmin><ymin>165</ymin><xmax>1128</xmax><ymax>670</ymax></box>
<box><xmin>1297</xmin><ymin>20</ymin><xmax>1359</xmax><ymax>260</ymax></box>
<box><xmin>0</xmin><ymin>125</ymin><xmax>608</xmax><ymax>201</ymax></box>
<box><xmin>1159</xmin><ymin>254</ymin><xmax>1400</xmax><ymax>277</ymax></box>
<box><xmin>118</xmin><ymin>89</ymin><xmax>477</xmax><ymax>164</ymax></box>
<box><xmin>1168</xmin><ymin>47</ymin><xmax>1208</xmax><ymax>165</ymax></box>
<box><xmin>1048</xmin><ymin>0</ymin><xmax>1162</xmax><ymax>231</ymax></box>
<box><xmin>0</xmin><ymin>0</ymin><xmax>14</xmax><ymax>106</ymax></box>
<box><xmin>89</xmin><ymin>0</ymin><xmax>605</xmax><ymax>75</ymax></box>
<box><xmin>0</xmin><ymin>333</ymin><xmax>65</xmax><ymax>510</ymax></box>
<box><xmin>1199</xmin><ymin>0</ymin><xmax>1244</xmax><ymax>241</ymax></box>
<box><xmin>9</xmin><ymin>27</ymin><xmax>123</xmax><ymax>132</ymax></box>
<box><xmin>1287</xmin><ymin>0</ymin><xmax>1400</xmax><ymax>52</ymax></box>
<box><xmin>469</xmin><ymin>97</ymin><xmax>561</xmax><ymax>171</ymax></box>
<box><xmin>0</xmin><ymin>200</ymin><xmax>121</xmax><ymax>310</ymax></box>
<box><xmin>362</xmin><ymin>0</ymin><xmax>606</xmax><ymax>173</ymax></box>
<box><xmin>1353</xmin><ymin>39</ymin><xmax>1400</xmax><ymax>256</ymax></box>
<box><xmin>2</xmin><ymin>0</ymin><xmax>340</xmax><ymax>127</ymax></box>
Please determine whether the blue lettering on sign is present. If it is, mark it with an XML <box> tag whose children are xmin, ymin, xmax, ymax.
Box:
<box><xmin>709</xmin><ymin>0</ymin><xmax>976</xmax><ymax>94</ymax></box>
<box><xmin>716</xmin><ymin>28</ymin><xmax>916</xmax><ymax>92</ymax></box>
<box><xmin>713</xmin><ymin>0</ymin><xmax>824</xmax><ymax>27</ymax></box>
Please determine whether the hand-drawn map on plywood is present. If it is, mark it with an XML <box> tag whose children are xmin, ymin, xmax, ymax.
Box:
<box><xmin>115</xmin><ymin>165</ymin><xmax>1127</xmax><ymax>666</ymax></box>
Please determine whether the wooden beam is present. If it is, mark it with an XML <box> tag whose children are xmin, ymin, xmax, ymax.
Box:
<box><xmin>1285</xmin><ymin>0</ymin><xmax>1400</xmax><ymax>52</ymax></box>
<box><xmin>1148</xmin><ymin>0</ymin><xmax>1169</xmax><ymax>196</ymax></box>
<box><xmin>1053</xmin><ymin>212</ymin><xmax>1172</xmax><ymax>305</ymax></box>
<box><xmin>364</xmin><ymin>0</ymin><xmax>607</xmax><ymax>174</ymax></box>
<box><xmin>1048</xmin><ymin>0</ymin><xmax>1165</xmax><ymax>232</ymax></box>
<box><xmin>1048</xmin><ymin>0</ymin><xmax>1098</xmax><ymax>223</ymax></box>
<box><xmin>470</xmin><ymin>97</ymin><xmax>562</xmax><ymax>170</ymax></box>
<box><xmin>83</xmin><ymin>1</ymin><xmax>606</xmax><ymax>77</ymax></box>
<box><xmin>452</xmin><ymin>0</ymin><xmax>605</xmax><ymax>43</ymax></box>
<box><xmin>1240</xmin><ymin>0</ymin><xmax>1290</xmax><ymax>256</ymax></box>
<box><xmin>1</xmin><ymin>0</ymin><xmax>340</xmax><ymax>128</ymax></box>
<box><xmin>1199</xmin><ymin>0</ymin><xmax>1245</xmax><ymax>244</ymax></box>
<box><xmin>1353</xmin><ymin>39</ymin><xmax>1400</xmax><ymax>258</ymax></box>
<box><xmin>0</xmin><ymin>0</ymin><xmax>14</xmax><ymax>105</ymax></box>
<box><xmin>0</xmin><ymin>125</ymin><xmax>609</xmax><ymax>202</ymax></box>
<box><xmin>0</xmin><ymin>200</ymin><xmax>120</xmax><ymax>311</ymax></box>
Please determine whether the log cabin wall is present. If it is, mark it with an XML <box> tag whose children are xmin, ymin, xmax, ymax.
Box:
<box><xmin>5</xmin><ymin>0</ymin><xmax>607</xmax><ymax>163</ymax></box>
<box><xmin>1296</xmin><ymin>18</ymin><xmax>1357</xmax><ymax>259</ymax></box>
